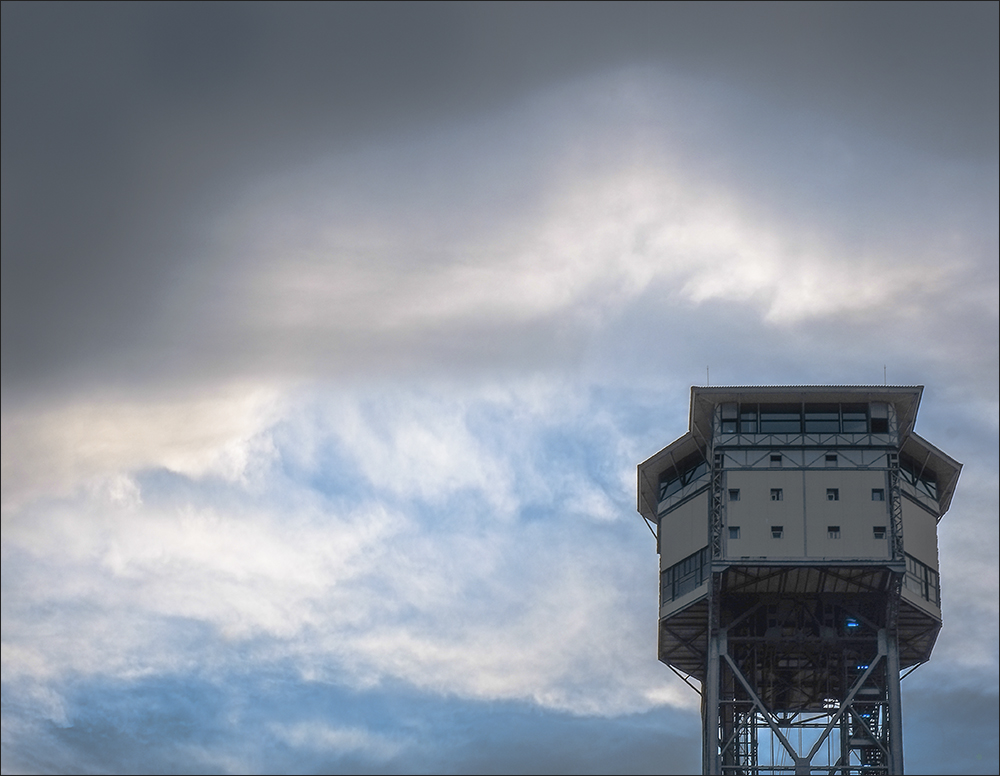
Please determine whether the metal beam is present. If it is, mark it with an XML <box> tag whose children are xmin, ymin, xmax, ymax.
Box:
<box><xmin>885</xmin><ymin>628</ymin><xmax>904</xmax><ymax>775</ymax></box>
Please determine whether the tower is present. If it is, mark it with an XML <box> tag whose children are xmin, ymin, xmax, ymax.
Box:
<box><xmin>637</xmin><ymin>386</ymin><xmax>961</xmax><ymax>775</ymax></box>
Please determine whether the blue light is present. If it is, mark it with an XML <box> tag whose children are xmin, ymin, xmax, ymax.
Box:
<box><xmin>857</xmin><ymin>664</ymin><xmax>869</xmax><ymax>670</ymax></box>
<box><xmin>845</xmin><ymin>618</ymin><xmax>860</xmax><ymax>628</ymax></box>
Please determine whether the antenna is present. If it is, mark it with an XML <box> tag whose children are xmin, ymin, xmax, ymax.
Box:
<box><xmin>884</xmin><ymin>365</ymin><xmax>887</xmax><ymax>385</ymax></box>
<box><xmin>707</xmin><ymin>366</ymin><xmax>710</xmax><ymax>386</ymax></box>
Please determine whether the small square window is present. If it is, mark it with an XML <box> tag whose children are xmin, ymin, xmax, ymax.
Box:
<box><xmin>872</xmin><ymin>489</ymin><xmax>885</xmax><ymax>501</ymax></box>
<box><xmin>771</xmin><ymin>525</ymin><xmax>783</xmax><ymax>539</ymax></box>
<box><xmin>729</xmin><ymin>526</ymin><xmax>740</xmax><ymax>540</ymax></box>
<box><xmin>728</xmin><ymin>489</ymin><xmax>740</xmax><ymax>501</ymax></box>
<box><xmin>873</xmin><ymin>526</ymin><xmax>886</xmax><ymax>540</ymax></box>
<box><xmin>770</xmin><ymin>488</ymin><xmax>783</xmax><ymax>501</ymax></box>
<box><xmin>828</xmin><ymin>525</ymin><xmax>841</xmax><ymax>539</ymax></box>
<box><xmin>825</xmin><ymin>454</ymin><xmax>838</xmax><ymax>466</ymax></box>
<box><xmin>827</xmin><ymin>488</ymin><xmax>839</xmax><ymax>501</ymax></box>
<box><xmin>770</xmin><ymin>454</ymin><xmax>782</xmax><ymax>465</ymax></box>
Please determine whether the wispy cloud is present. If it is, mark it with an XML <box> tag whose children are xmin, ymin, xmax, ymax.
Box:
<box><xmin>2</xmin><ymin>384</ymin><xmax>691</xmax><ymax>729</ymax></box>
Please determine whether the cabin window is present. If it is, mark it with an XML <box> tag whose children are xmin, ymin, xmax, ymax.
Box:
<box><xmin>658</xmin><ymin>454</ymin><xmax>709</xmax><ymax>501</ymax></box>
<box><xmin>900</xmin><ymin>454</ymin><xmax>938</xmax><ymax>500</ymax></box>
<box><xmin>721</xmin><ymin>403</ymin><xmax>738</xmax><ymax>433</ymax></box>
<box><xmin>661</xmin><ymin>547</ymin><xmax>710</xmax><ymax>603</ymax></box>
<box><xmin>904</xmin><ymin>554</ymin><xmax>940</xmax><ymax>605</ymax></box>
<box><xmin>842</xmin><ymin>403</ymin><xmax>870</xmax><ymax>433</ymax></box>
<box><xmin>870</xmin><ymin>403</ymin><xmax>889</xmax><ymax>434</ymax></box>
<box><xmin>805</xmin><ymin>404</ymin><xmax>840</xmax><ymax>433</ymax></box>
<box><xmin>760</xmin><ymin>404</ymin><xmax>801</xmax><ymax>433</ymax></box>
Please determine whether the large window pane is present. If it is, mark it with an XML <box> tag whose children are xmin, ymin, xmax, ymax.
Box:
<box><xmin>759</xmin><ymin>404</ymin><xmax>801</xmax><ymax>433</ymax></box>
<box><xmin>804</xmin><ymin>403</ymin><xmax>840</xmax><ymax>433</ymax></box>
<box><xmin>720</xmin><ymin>403</ymin><xmax>737</xmax><ymax>433</ymax></box>
<box><xmin>904</xmin><ymin>554</ymin><xmax>940</xmax><ymax>605</ymax></box>
<box><xmin>739</xmin><ymin>404</ymin><xmax>758</xmax><ymax>433</ymax></box>
<box><xmin>842</xmin><ymin>403</ymin><xmax>868</xmax><ymax>433</ymax></box>
<box><xmin>659</xmin><ymin>455</ymin><xmax>709</xmax><ymax>501</ymax></box>
<box><xmin>900</xmin><ymin>455</ymin><xmax>938</xmax><ymax>500</ymax></box>
<box><xmin>661</xmin><ymin>547</ymin><xmax>709</xmax><ymax>602</ymax></box>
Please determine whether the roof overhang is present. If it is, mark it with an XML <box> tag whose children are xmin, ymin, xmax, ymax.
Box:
<box><xmin>637</xmin><ymin>431</ymin><xmax>703</xmax><ymax>523</ymax></box>
<box><xmin>901</xmin><ymin>432</ymin><xmax>963</xmax><ymax>517</ymax></box>
<box><xmin>689</xmin><ymin>385</ymin><xmax>924</xmax><ymax>443</ymax></box>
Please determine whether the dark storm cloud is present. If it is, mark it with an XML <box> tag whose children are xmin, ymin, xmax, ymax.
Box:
<box><xmin>2</xmin><ymin>2</ymin><xmax>997</xmax><ymax>396</ymax></box>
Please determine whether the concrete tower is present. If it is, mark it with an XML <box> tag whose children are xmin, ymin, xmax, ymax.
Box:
<box><xmin>637</xmin><ymin>386</ymin><xmax>961</xmax><ymax>775</ymax></box>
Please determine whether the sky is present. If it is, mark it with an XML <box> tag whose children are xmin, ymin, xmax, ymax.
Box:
<box><xmin>1</xmin><ymin>2</ymin><xmax>997</xmax><ymax>774</ymax></box>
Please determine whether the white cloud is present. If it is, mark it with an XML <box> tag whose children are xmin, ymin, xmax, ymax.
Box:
<box><xmin>271</xmin><ymin>721</ymin><xmax>409</xmax><ymax>759</ymax></box>
<box><xmin>11</xmin><ymin>376</ymin><xmax>988</xmax><ymax>723</ymax></box>
<box><xmin>1</xmin><ymin>383</ymin><xmax>283</xmax><ymax>511</ymax></box>
<box><xmin>329</xmin><ymin>392</ymin><xmax>517</xmax><ymax>512</ymax></box>
<box><xmin>2</xmin><ymin>381</ymin><xmax>693</xmax><ymax>718</ymax></box>
<box><xmin>1</xmin><ymin>490</ymin><xmax>404</xmax><ymax>681</ymax></box>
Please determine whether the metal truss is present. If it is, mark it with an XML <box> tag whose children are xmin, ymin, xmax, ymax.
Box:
<box><xmin>703</xmin><ymin>592</ymin><xmax>903</xmax><ymax>775</ymax></box>
<box><xmin>710</xmin><ymin>404</ymin><xmax>726</xmax><ymax>560</ymax></box>
<box><xmin>713</xmin><ymin>432</ymin><xmax>896</xmax><ymax>451</ymax></box>
<box><xmin>712</xmin><ymin>449</ymin><xmax>725</xmax><ymax>560</ymax></box>
<box><xmin>887</xmin><ymin>453</ymin><xmax>904</xmax><ymax>562</ymax></box>
<box><xmin>714</xmin><ymin>446</ymin><xmax>892</xmax><ymax>471</ymax></box>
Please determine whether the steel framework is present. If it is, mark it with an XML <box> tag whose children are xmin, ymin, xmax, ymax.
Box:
<box><xmin>700</xmin><ymin>418</ymin><xmax>905</xmax><ymax>775</ymax></box>
<box><xmin>703</xmin><ymin>579</ymin><xmax>904</xmax><ymax>775</ymax></box>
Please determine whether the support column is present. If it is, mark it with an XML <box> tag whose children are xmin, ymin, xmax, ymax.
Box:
<box><xmin>704</xmin><ymin>633</ymin><xmax>721</xmax><ymax>774</ymax></box>
<box><xmin>885</xmin><ymin>629</ymin><xmax>904</xmax><ymax>775</ymax></box>
<box><xmin>704</xmin><ymin>582</ymin><xmax>721</xmax><ymax>776</ymax></box>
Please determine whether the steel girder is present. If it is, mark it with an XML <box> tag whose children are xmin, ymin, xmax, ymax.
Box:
<box><xmin>701</xmin><ymin>586</ymin><xmax>904</xmax><ymax>775</ymax></box>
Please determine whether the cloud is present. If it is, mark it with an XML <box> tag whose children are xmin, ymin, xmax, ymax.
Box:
<box><xmin>1</xmin><ymin>383</ymin><xmax>283</xmax><ymax>510</ymax></box>
<box><xmin>87</xmin><ymin>65</ymin><xmax>989</xmax><ymax>396</ymax></box>
<box><xmin>2</xmin><ymin>382</ymin><xmax>691</xmax><ymax>721</ymax></box>
<box><xmin>271</xmin><ymin>721</ymin><xmax>409</xmax><ymax>759</ymax></box>
<box><xmin>4</xmin><ymin>4</ymin><xmax>996</xmax><ymax>396</ymax></box>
